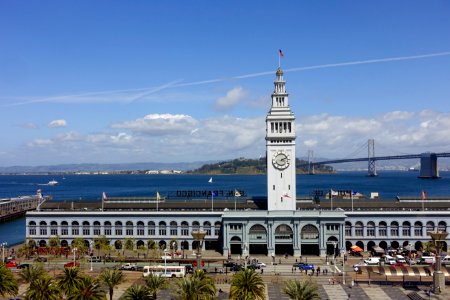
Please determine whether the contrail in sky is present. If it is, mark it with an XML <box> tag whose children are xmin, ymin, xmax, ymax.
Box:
<box><xmin>3</xmin><ymin>51</ymin><xmax>450</xmax><ymax>106</ymax></box>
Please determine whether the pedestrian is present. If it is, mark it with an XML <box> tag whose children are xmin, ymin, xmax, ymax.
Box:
<box><xmin>261</xmin><ymin>269</ymin><xmax>263</xmax><ymax>274</ymax></box>
<box><xmin>300</xmin><ymin>255</ymin><xmax>302</xmax><ymax>262</ymax></box>
<box><xmin>312</xmin><ymin>268</ymin><xmax>314</xmax><ymax>275</ymax></box>
<box><xmin>328</xmin><ymin>278</ymin><xmax>332</xmax><ymax>285</ymax></box>
<box><xmin>279</xmin><ymin>258</ymin><xmax>281</xmax><ymax>265</ymax></box>
<box><xmin>292</xmin><ymin>267</ymin><xmax>294</xmax><ymax>273</ymax></box>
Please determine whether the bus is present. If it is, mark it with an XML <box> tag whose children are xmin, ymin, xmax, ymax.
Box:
<box><xmin>142</xmin><ymin>265</ymin><xmax>186</xmax><ymax>278</ymax></box>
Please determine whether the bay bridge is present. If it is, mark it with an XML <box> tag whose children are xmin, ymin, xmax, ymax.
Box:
<box><xmin>302</xmin><ymin>139</ymin><xmax>450</xmax><ymax>178</ymax></box>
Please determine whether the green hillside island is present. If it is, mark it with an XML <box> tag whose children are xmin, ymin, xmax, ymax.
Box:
<box><xmin>187</xmin><ymin>157</ymin><xmax>334</xmax><ymax>175</ymax></box>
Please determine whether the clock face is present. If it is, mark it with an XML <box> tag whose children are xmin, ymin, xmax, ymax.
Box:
<box><xmin>272</xmin><ymin>152</ymin><xmax>289</xmax><ymax>169</ymax></box>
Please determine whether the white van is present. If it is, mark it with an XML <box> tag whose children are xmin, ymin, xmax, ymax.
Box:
<box><xmin>395</xmin><ymin>255</ymin><xmax>407</xmax><ymax>264</ymax></box>
<box><xmin>441</xmin><ymin>255</ymin><xmax>450</xmax><ymax>265</ymax></box>
<box><xmin>364</xmin><ymin>257</ymin><xmax>380</xmax><ymax>265</ymax></box>
<box><xmin>384</xmin><ymin>255</ymin><xmax>396</xmax><ymax>265</ymax></box>
<box><xmin>418</xmin><ymin>256</ymin><xmax>435</xmax><ymax>265</ymax></box>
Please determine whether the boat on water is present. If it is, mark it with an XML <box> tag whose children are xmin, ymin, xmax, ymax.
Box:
<box><xmin>48</xmin><ymin>179</ymin><xmax>59</xmax><ymax>186</ymax></box>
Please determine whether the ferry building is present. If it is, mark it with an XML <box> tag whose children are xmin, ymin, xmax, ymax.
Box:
<box><xmin>25</xmin><ymin>68</ymin><xmax>450</xmax><ymax>257</ymax></box>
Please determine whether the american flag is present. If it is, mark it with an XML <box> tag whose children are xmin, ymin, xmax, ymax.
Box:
<box><xmin>279</xmin><ymin>49</ymin><xmax>284</xmax><ymax>57</ymax></box>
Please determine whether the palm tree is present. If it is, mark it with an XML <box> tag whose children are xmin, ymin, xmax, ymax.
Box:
<box><xmin>175</xmin><ymin>270</ymin><xmax>216</xmax><ymax>300</ymax></box>
<box><xmin>58</xmin><ymin>266</ymin><xmax>84</xmax><ymax>297</ymax></box>
<box><xmin>124</xmin><ymin>284</ymin><xmax>153</xmax><ymax>300</ymax></box>
<box><xmin>0</xmin><ymin>264</ymin><xmax>18</xmax><ymax>298</ymax></box>
<box><xmin>283</xmin><ymin>278</ymin><xmax>320</xmax><ymax>300</ymax></box>
<box><xmin>229</xmin><ymin>268</ymin><xmax>265</xmax><ymax>300</ymax></box>
<box><xmin>144</xmin><ymin>273</ymin><xmax>168</xmax><ymax>299</ymax></box>
<box><xmin>25</xmin><ymin>275</ymin><xmax>61</xmax><ymax>300</ymax></box>
<box><xmin>19</xmin><ymin>263</ymin><xmax>46</xmax><ymax>283</ymax></box>
<box><xmin>99</xmin><ymin>268</ymin><xmax>125</xmax><ymax>300</ymax></box>
<box><xmin>67</xmin><ymin>276</ymin><xmax>106</xmax><ymax>300</ymax></box>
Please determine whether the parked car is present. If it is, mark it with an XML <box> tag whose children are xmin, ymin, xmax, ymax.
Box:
<box><xmin>64</xmin><ymin>261</ymin><xmax>80</xmax><ymax>268</ymax></box>
<box><xmin>295</xmin><ymin>263</ymin><xmax>314</xmax><ymax>270</ymax></box>
<box><xmin>223</xmin><ymin>261</ymin><xmax>237</xmax><ymax>268</ymax></box>
<box><xmin>5</xmin><ymin>261</ymin><xmax>17</xmax><ymax>268</ymax></box>
<box><xmin>119</xmin><ymin>263</ymin><xmax>137</xmax><ymax>271</ymax></box>
<box><xmin>34</xmin><ymin>256</ymin><xmax>47</xmax><ymax>262</ymax></box>
<box><xmin>160</xmin><ymin>254</ymin><xmax>172</xmax><ymax>260</ymax></box>
<box><xmin>392</xmin><ymin>262</ymin><xmax>404</xmax><ymax>267</ymax></box>
<box><xmin>255</xmin><ymin>262</ymin><xmax>266</xmax><ymax>268</ymax></box>
<box><xmin>17</xmin><ymin>263</ymin><xmax>31</xmax><ymax>269</ymax></box>
<box><xmin>353</xmin><ymin>262</ymin><xmax>368</xmax><ymax>271</ymax></box>
<box><xmin>364</xmin><ymin>257</ymin><xmax>380</xmax><ymax>265</ymax></box>
<box><xmin>231</xmin><ymin>265</ymin><xmax>243</xmax><ymax>272</ymax></box>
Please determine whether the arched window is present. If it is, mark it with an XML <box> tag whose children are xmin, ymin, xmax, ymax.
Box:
<box><xmin>379</xmin><ymin>221</ymin><xmax>387</xmax><ymax>236</ymax></box>
<box><xmin>402</xmin><ymin>221</ymin><xmax>411</xmax><ymax>236</ymax></box>
<box><xmin>426</xmin><ymin>221</ymin><xmax>435</xmax><ymax>233</ymax></box>
<box><xmin>301</xmin><ymin>224</ymin><xmax>319</xmax><ymax>239</ymax></box>
<box><xmin>148</xmin><ymin>221</ymin><xmax>155</xmax><ymax>235</ymax></box>
<box><xmin>345</xmin><ymin>222</ymin><xmax>352</xmax><ymax>236</ymax></box>
<box><xmin>355</xmin><ymin>222</ymin><xmax>363</xmax><ymax>236</ymax></box>
<box><xmin>192</xmin><ymin>221</ymin><xmax>200</xmax><ymax>232</ymax></box>
<box><xmin>170</xmin><ymin>221</ymin><xmax>178</xmax><ymax>236</ymax></box>
<box><xmin>126</xmin><ymin>221</ymin><xmax>133</xmax><ymax>236</ymax></box>
<box><xmin>50</xmin><ymin>221</ymin><xmax>58</xmax><ymax>235</ymax></box>
<box><xmin>367</xmin><ymin>222</ymin><xmax>375</xmax><ymax>236</ymax></box>
<box><xmin>391</xmin><ymin>221</ymin><xmax>399</xmax><ymax>236</ymax></box>
<box><xmin>137</xmin><ymin>221</ymin><xmax>144</xmax><ymax>236</ymax></box>
<box><xmin>39</xmin><ymin>221</ymin><xmax>47</xmax><ymax>235</ymax></box>
<box><xmin>414</xmin><ymin>221</ymin><xmax>423</xmax><ymax>236</ymax></box>
<box><xmin>214</xmin><ymin>221</ymin><xmax>221</xmax><ymax>236</ymax></box>
<box><xmin>203</xmin><ymin>221</ymin><xmax>211</xmax><ymax>236</ymax></box>
<box><xmin>115</xmin><ymin>221</ymin><xmax>123</xmax><ymax>236</ymax></box>
<box><xmin>181</xmin><ymin>221</ymin><xmax>189</xmax><ymax>236</ymax></box>
<box><xmin>159</xmin><ymin>221</ymin><xmax>166</xmax><ymax>236</ymax></box>
<box><xmin>83</xmin><ymin>221</ymin><xmax>90</xmax><ymax>235</ymax></box>
<box><xmin>61</xmin><ymin>221</ymin><xmax>68</xmax><ymax>236</ymax></box>
<box><xmin>72</xmin><ymin>221</ymin><xmax>79</xmax><ymax>235</ymax></box>
<box><xmin>93</xmin><ymin>221</ymin><xmax>101</xmax><ymax>235</ymax></box>
<box><xmin>438</xmin><ymin>221</ymin><xmax>447</xmax><ymax>232</ymax></box>
<box><xmin>29</xmin><ymin>221</ymin><xmax>36</xmax><ymax>235</ymax></box>
<box><xmin>104</xmin><ymin>221</ymin><xmax>112</xmax><ymax>236</ymax></box>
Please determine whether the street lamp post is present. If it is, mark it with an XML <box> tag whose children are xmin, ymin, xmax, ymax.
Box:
<box><xmin>163</xmin><ymin>248</ymin><xmax>168</xmax><ymax>276</ymax></box>
<box><xmin>243</xmin><ymin>244</ymin><xmax>248</xmax><ymax>270</ymax></box>
<box><xmin>1</xmin><ymin>242</ymin><xmax>7</xmax><ymax>263</ymax></box>
<box><xmin>191</xmin><ymin>230</ymin><xmax>206</xmax><ymax>272</ymax></box>
<box><xmin>429</xmin><ymin>231</ymin><xmax>448</xmax><ymax>295</ymax></box>
<box><xmin>72</xmin><ymin>247</ymin><xmax>77</xmax><ymax>266</ymax></box>
<box><xmin>89</xmin><ymin>241</ymin><xmax>93</xmax><ymax>271</ymax></box>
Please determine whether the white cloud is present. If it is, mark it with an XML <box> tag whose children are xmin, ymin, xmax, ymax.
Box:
<box><xmin>48</xmin><ymin>119</ymin><xmax>67</xmax><ymax>128</ymax></box>
<box><xmin>214</xmin><ymin>87</ymin><xmax>247</xmax><ymax>111</ymax></box>
<box><xmin>9</xmin><ymin>110</ymin><xmax>450</xmax><ymax>166</ymax></box>
<box><xmin>112</xmin><ymin>113</ymin><xmax>198</xmax><ymax>136</ymax></box>
<box><xmin>383</xmin><ymin>111</ymin><xmax>414</xmax><ymax>122</ymax></box>
<box><xmin>17</xmin><ymin>122</ymin><xmax>38</xmax><ymax>129</ymax></box>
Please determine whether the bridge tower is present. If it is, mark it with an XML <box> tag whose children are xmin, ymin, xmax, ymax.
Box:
<box><xmin>368</xmin><ymin>139</ymin><xmax>377</xmax><ymax>177</ymax></box>
<box><xmin>419</xmin><ymin>152</ymin><xmax>440</xmax><ymax>179</ymax></box>
<box><xmin>307</xmin><ymin>150</ymin><xmax>315</xmax><ymax>175</ymax></box>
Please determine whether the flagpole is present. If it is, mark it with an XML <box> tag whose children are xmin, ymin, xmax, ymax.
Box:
<box><xmin>234</xmin><ymin>191</ymin><xmax>236</xmax><ymax>211</ymax></box>
<box><xmin>101</xmin><ymin>192</ymin><xmax>104</xmax><ymax>211</ymax></box>
<box><xmin>157</xmin><ymin>192</ymin><xmax>159</xmax><ymax>212</ymax></box>
<box><xmin>351</xmin><ymin>190</ymin><xmax>354</xmax><ymax>212</ymax></box>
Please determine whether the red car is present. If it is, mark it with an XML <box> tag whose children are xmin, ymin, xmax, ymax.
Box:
<box><xmin>5</xmin><ymin>261</ymin><xmax>17</xmax><ymax>268</ymax></box>
<box><xmin>64</xmin><ymin>261</ymin><xmax>80</xmax><ymax>268</ymax></box>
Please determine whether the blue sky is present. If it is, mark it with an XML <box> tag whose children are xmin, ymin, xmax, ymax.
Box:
<box><xmin>1</xmin><ymin>1</ymin><xmax>449</xmax><ymax>166</ymax></box>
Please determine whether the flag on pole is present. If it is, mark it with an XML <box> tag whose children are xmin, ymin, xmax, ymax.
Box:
<box><xmin>156</xmin><ymin>192</ymin><xmax>161</xmax><ymax>201</ymax></box>
<box><xmin>208</xmin><ymin>177</ymin><xmax>213</xmax><ymax>183</ymax></box>
<box><xmin>422</xmin><ymin>190</ymin><xmax>426</xmax><ymax>200</ymax></box>
<box><xmin>278</xmin><ymin>49</ymin><xmax>284</xmax><ymax>57</ymax></box>
<box><xmin>283</xmin><ymin>192</ymin><xmax>291</xmax><ymax>198</ymax></box>
<box><xmin>234</xmin><ymin>190</ymin><xmax>241</xmax><ymax>197</ymax></box>
<box><xmin>102</xmin><ymin>192</ymin><xmax>107</xmax><ymax>201</ymax></box>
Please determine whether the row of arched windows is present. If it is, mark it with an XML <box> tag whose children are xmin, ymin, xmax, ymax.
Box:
<box><xmin>28</xmin><ymin>220</ymin><xmax>221</xmax><ymax>237</ymax></box>
<box><xmin>345</xmin><ymin>221</ymin><xmax>447</xmax><ymax>237</ymax></box>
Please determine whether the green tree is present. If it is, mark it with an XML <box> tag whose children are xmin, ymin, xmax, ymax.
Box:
<box><xmin>283</xmin><ymin>278</ymin><xmax>320</xmax><ymax>300</ymax></box>
<box><xmin>72</xmin><ymin>237</ymin><xmax>88</xmax><ymax>254</ymax></box>
<box><xmin>19</xmin><ymin>263</ymin><xmax>46</xmax><ymax>283</ymax></box>
<box><xmin>25</xmin><ymin>275</ymin><xmax>61</xmax><ymax>300</ymax></box>
<box><xmin>94</xmin><ymin>235</ymin><xmax>111</xmax><ymax>256</ymax></box>
<box><xmin>58</xmin><ymin>266</ymin><xmax>84</xmax><ymax>297</ymax></box>
<box><xmin>175</xmin><ymin>270</ymin><xmax>216</xmax><ymax>300</ymax></box>
<box><xmin>124</xmin><ymin>237</ymin><xmax>135</xmax><ymax>251</ymax></box>
<box><xmin>0</xmin><ymin>264</ymin><xmax>19</xmax><ymax>298</ymax></box>
<box><xmin>68</xmin><ymin>276</ymin><xmax>106</xmax><ymax>300</ymax></box>
<box><xmin>99</xmin><ymin>268</ymin><xmax>125</xmax><ymax>300</ymax></box>
<box><xmin>124</xmin><ymin>284</ymin><xmax>153</xmax><ymax>300</ymax></box>
<box><xmin>144</xmin><ymin>273</ymin><xmax>168</xmax><ymax>299</ymax></box>
<box><xmin>229</xmin><ymin>268</ymin><xmax>265</xmax><ymax>300</ymax></box>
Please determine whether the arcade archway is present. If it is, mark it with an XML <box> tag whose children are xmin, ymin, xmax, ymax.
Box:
<box><xmin>248</xmin><ymin>224</ymin><xmax>268</xmax><ymax>255</ymax></box>
<box><xmin>274</xmin><ymin>224</ymin><xmax>293</xmax><ymax>255</ymax></box>
<box><xmin>300</xmin><ymin>224</ymin><xmax>320</xmax><ymax>255</ymax></box>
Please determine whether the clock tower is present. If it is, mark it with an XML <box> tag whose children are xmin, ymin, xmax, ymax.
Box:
<box><xmin>266</xmin><ymin>68</ymin><xmax>296</xmax><ymax>211</ymax></box>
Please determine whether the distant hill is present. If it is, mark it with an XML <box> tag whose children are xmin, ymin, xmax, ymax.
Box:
<box><xmin>187</xmin><ymin>157</ymin><xmax>334</xmax><ymax>174</ymax></box>
<box><xmin>0</xmin><ymin>161</ymin><xmax>210</xmax><ymax>174</ymax></box>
